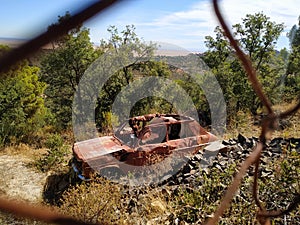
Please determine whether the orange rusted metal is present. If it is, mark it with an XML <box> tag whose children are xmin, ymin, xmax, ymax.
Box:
<box><xmin>72</xmin><ymin>114</ymin><xmax>218</xmax><ymax>180</ymax></box>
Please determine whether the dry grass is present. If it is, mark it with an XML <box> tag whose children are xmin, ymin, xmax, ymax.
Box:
<box><xmin>0</xmin><ymin>143</ymin><xmax>47</xmax><ymax>160</ymax></box>
<box><xmin>58</xmin><ymin>177</ymin><xmax>172</xmax><ymax>224</ymax></box>
<box><xmin>223</xmin><ymin>101</ymin><xmax>300</xmax><ymax>140</ymax></box>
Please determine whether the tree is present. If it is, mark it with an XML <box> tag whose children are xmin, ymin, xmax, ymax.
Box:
<box><xmin>0</xmin><ymin>45</ymin><xmax>46</xmax><ymax>145</ymax></box>
<box><xmin>94</xmin><ymin>25</ymin><xmax>159</xmax><ymax>131</ymax></box>
<box><xmin>40</xmin><ymin>13</ymin><xmax>100</xmax><ymax>129</ymax></box>
<box><xmin>287</xmin><ymin>16</ymin><xmax>300</xmax><ymax>47</ymax></box>
<box><xmin>286</xmin><ymin>16</ymin><xmax>300</xmax><ymax>98</ymax></box>
<box><xmin>201</xmin><ymin>12</ymin><xmax>284</xmax><ymax>118</ymax></box>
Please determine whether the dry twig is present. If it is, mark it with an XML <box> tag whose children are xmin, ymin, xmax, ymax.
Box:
<box><xmin>205</xmin><ymin>1</ymin><xmax>300</xmax><ymax>224</ymax></box>
<box><xmin>0</xmin><ymin>0</ymin><xmax>298</xmax><ymax>224</ymax></box>
<box><xmin>0</xmin><ymin>0</ymin><xmax>121</xmax><ymax>224</ymax></box>
<box><xmin>0</xmin><ymin>0</ymin><xmax>123</xmax><ymax>73</ymax></box>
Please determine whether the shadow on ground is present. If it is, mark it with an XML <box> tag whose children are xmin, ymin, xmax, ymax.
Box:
<box><xmin>43</xmin><ymin>170</ymin><xmax>79</xmax><ymax>205</ymax></box>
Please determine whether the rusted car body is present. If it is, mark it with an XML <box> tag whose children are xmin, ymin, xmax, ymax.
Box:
<box><xmin>72</xmin><ymin>114</ymin><xmax>218</xmax><ymax>180</ymax></box>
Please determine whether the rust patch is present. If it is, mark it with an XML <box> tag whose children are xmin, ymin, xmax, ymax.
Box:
<box><xmin>72</xmin><ymin>114</ymin><xmax>218</xmax><ymax>179</ymax></box>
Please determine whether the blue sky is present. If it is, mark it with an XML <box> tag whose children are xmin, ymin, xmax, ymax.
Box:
<box><xmin>0</xmin><ymin>0</ymin><xmax>299</xmax><ymax>52</ymax></box>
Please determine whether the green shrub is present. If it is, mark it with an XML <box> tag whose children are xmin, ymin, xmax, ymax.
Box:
<box><xmin>0</xmin><ymin>58</ymin><xmax>47</xmax><ymax>146</ymax></box>
<box><xmin>35</xmin><ymin>133</ymin><xmax>69</xmax><ymax>172</ymax></box>
<box><xmin>171</xmin><ymin>164</ymin><xmax>242</xmax><ymax>223</ymax></box>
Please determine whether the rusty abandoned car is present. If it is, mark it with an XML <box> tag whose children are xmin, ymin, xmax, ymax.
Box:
<box><xmin>72</xmin><ymin>114</ymin><xmax>218</xmax><ymax>180</ymax></box>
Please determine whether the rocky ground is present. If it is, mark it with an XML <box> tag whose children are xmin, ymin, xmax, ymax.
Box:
<box><xmin>0</xmin><ymin>134</ymin><xmax>299</xmax><ymax>224</ymax></box>
<box><xmin>2</xmin><ymin>134</ymin><xmax>299</xmax><ymax>203</ymax></box>
<box><xmin>119</xmin><ymin>134</ymin><xmax>300</xmax><ymax>224</ymax></box>
<box><xmin>0</xmin><ymin>155</ymin><xmax>47</xmax><ymax>202</ymax></box>
<box><xmin>165</xmin><ymin>134</ymin><xmax>300</xmax><ymax>186</ymax></box>
<box><xmin>0</xmin><ymin>154</ymin><xmax>48</xmax><ymax>225</ymax></box>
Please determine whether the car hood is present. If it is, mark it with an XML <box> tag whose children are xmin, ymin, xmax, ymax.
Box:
<box><xmin>73</xmin><ymin>136</ymin><xmax>130</xmax><ymax>161</ymax></box>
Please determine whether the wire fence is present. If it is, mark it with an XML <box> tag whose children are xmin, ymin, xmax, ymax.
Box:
<box><xmin>0</xmin><ymin>0</ymin><xmax>299</xmax><ymax>224</ymax></box>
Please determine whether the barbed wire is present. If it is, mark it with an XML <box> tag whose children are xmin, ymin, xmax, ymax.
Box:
<box><xmin>0</xmin><ymin>0</ymin><xmax>123</xmax><ymax>73</ymax></box>
<box><xmin>0</xmin><ymin>0</ymin><xmax>299</xmax><ymax>224</ymax></box>
<box><xmin>0</xmin><ymin>196</ymin><xmax>100</xmax><ymax>225</ymax></box>
<box><xmin>0</xmin><ymin>1</ymin><xmax>122</xmax><ymax>224</ymax></box>
<box><xmin>205</xmin><ymin>1</ymin><xmax>300</xmax><ymax>224</ymax></box>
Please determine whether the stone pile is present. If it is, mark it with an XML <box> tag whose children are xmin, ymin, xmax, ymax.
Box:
<box><xmin>120</xmin><ymin>134</ymin><xmax>299</xmax><ymax>224</ymax></box>
<box><xmin>163</xmin><ymin>134</ymin><xmax>300</xmax><ymax>186</ymax></box>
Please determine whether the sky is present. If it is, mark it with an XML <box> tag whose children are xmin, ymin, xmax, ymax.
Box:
<box><xmin>0</xmin><ymin>0</ymin><xmax>299</xmax><ymax>52</ymax></box>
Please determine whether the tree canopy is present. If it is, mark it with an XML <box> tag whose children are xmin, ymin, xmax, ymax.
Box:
<box><xmin>3</xmin><ymin>11</ymin><xmax>299</xmax><ymax>145</ymax></box>
<box><xmin>201</xmin><ymin>12</ymin><xmax>285</xmax><ymax>118</ymax></box>
<box><xmin>0</xmin><ymin>45</ymin><xmax>46</xmax><ymax>145</ymax></box>
<box><xmin>40</xmin><ymin>13</ymin><xmax>100</xmax><ymax>129</ymax></box>
<box><xmin>286</xmin><ymin>16</ymin><xmax>300</xmax><ymax>98</ymax></box>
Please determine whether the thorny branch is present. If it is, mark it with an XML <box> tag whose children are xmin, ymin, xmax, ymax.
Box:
<box><xmin>212</xmin><ymin>0</ymin><xmax>274</xmax><ymax>116</ymax></box>
<box><xmin>0</xmin><ymin>196</ymin><xmax>100</xmax><ymax>225</ymax></box>
<box><xmin>0</xmin><ymin>0</ymin><xmax>123</xmax><ymax>74</ymax></box>
<box><xmin>204</xmin><ymin>143</ymin><xmax>264</xmax><ymax>225</ymax></box>
<box><xmin>0</xmin><ymin>0</ymin><xmax>299</xmax><ymax>224</ymax></box>
<box><xmin>0</xmin><ymin>0</ymin><xmax>122</xmax><ymax>225</ymax></box>
<box><xmin>205</xmin><ymin>0</ymin><xmax>300</xmax><ymax>224</ymax></box>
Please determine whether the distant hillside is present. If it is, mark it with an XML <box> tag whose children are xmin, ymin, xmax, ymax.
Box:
<box><xmin>0</xmin><ymin>37</ymin><xmax>56</xmax><ymax>50</ymax></box>
<box><xmin>0</xmin><ymin>37</ymin><xmax>204</xmax><ymax>66</ymax></box>
<box><xmin>0</xmin><ymin>37</ymin><xmax>26</xmax><ymax>48</ymax></box>
<box><xmin>0</xmin><ymin>37</ymin><xmax>53</xmax><ymax>66</ymax></box>
<box><xmin>154</xmin><ymin>48</ymin><xmax>191</xmax><ymax>56</ymax></box>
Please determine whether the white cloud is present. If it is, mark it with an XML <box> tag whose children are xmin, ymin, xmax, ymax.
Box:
<box><xmin>134</xmin><ymin>0</ymin><xmax>299</xmax><ymax>51</ymax></box>
<box><xmin>216</xmin><ymin>0</ymin><xmax>299</xmax><ymax>30</ymax></box>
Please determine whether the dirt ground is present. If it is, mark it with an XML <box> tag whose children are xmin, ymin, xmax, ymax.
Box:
<box><xmin>0</xmin><ymin>154</ymin><xmax>48</xmax><ymax>203</ymax></box>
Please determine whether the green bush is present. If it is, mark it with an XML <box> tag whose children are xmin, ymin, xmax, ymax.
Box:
<box><xmin>0</xmin><ymin>57</ymin><xmax>47</xmax><ymax>146</ymax></box>
<box><xmin>35</xmin><ymin>133</ymin><xmax>69</xmax><ymax>172</ymax></box>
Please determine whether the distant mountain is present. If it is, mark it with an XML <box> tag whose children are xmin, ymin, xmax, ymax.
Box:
<box><xmin>0</xmin><ymin>37</ymin><xmax>27</xmax><ymax>47</ymax></box>
<box><xmin>0</xmin><ymin>37</ymin><xmax>58</xmax><ymax>51</ymax></box>
<box><xmin>154</xmin><ymin>48</ymin><xmax>191</xmax><ymax>56</ymax></box>
<box><xmin>0</xmin><ymin>37</ymin><xmax>54</xmax><ymax>66</ymax></box>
